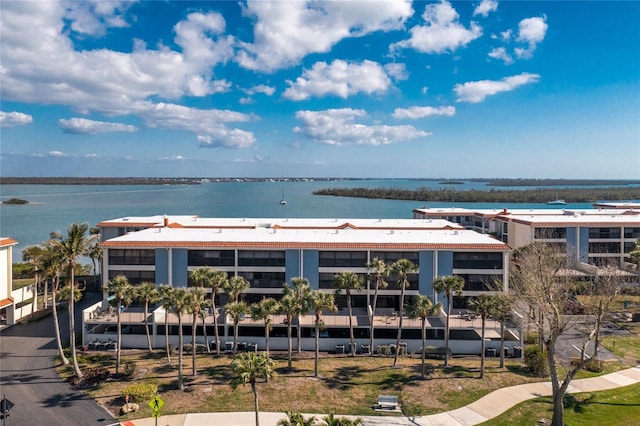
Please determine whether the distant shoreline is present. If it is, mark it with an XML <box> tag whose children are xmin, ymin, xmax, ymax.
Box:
<box><xmin>1</xmin><ymin>177</ymin><xmax>638</xmax><ymax>186</ymax></box>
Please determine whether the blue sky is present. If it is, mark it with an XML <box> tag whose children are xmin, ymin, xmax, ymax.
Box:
<box><xmin>1</xmin><ymin>0</ymin><xmax>638</xmax><ymax>179</ymax></box>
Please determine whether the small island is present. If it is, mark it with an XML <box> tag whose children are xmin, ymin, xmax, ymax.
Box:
<box><xmin>2</xmin><ymin>198</ymin><xmax>29</xmax><ymax>204</ymax></box>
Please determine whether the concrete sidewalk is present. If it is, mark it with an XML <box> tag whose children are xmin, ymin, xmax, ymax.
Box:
<box><xmin>120</xmin><ymin>366</ymin><xmax>640</xmax><ymax>426</ymax></box>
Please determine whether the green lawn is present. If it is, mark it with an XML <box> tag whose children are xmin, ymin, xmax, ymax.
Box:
<box><xmin>483</xmin><ymin>383</ymin><xmax>640</xmax><ymax>426</ymax></box>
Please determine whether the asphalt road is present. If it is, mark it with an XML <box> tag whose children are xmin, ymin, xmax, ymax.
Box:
<box><xmin>0</xmin><ymin>292</ymin><xmax>117</xmax><ymax>426</ymax></box>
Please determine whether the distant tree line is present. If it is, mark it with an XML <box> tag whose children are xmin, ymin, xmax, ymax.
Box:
<box><xmin>313</xmin><ymin>187</ymin><xmax>640</xmax><ymax>203</ymax></box>
<box><xmin>0</xmin><ymin>177</ymin><xmax>202</xmax><ymax>185</ymax></box>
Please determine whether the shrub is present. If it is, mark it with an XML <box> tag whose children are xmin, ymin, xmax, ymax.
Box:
<box><xmin>121</xmin><ymin>383</ymin><xmax>157</xmax><ymax>403</ymax></box>
<box><xmin>524</xmin><ymin>331</ymin><xmax>539</xmax><ymax>345</ymax></box>
<box><xmin>585</xmin><ymin>358</ymin><xmax>605</xmax><ymax>373</ymax></box>
<box><xmin>83</xmin><ymin>366</ymin><xmax>110</xmax><ymax>385</ymax></box>
<box><xmin>376</xmin><ymin>345</ymin><xmax>391</xmax><ymax>356</ymax></box>
<box><xmin>524</xmin><ymin>346</ymin><xmax>548</xmax><ymax>377</ymax></box>
<box><xmin>124</xmin><ymin>361</ymin><xmax>138</xmax><ymax>378</ymax></box>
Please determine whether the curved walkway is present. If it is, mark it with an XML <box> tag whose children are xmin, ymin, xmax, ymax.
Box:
<box><xmin>121</xmin><ymin>366</ymin><xmax>640</xmax><ymax>426</ymax></box>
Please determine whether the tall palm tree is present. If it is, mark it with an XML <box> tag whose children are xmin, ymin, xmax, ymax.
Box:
<box><xmin>137</xmin><ymin>281</ymin><xmax>159</xmax><ymax>353</ymax></box>
<box><xmin>230</xmin><ymin>352</ymin><xmax>276</xmax><ymax>426</ymax></box>
<box><xmin>251</xmin><ymin>298</ymin><xmax>280</xmax><ymax>357</ymax></box>
<box><xmin>86</xmin><ymin>237</ymin><xmax>102</xmax><ymax>291</ymax></box>
<box><xmin>49</xmin><ymin>222</ymin><xmax>97</xmax><ymax>379</ymax></box>
<box><xmin>469</xmin><ymin>294</ymin><xmax>495</xmax><ymax>378</ymax></box>
<box><xmin>158</xmin><ymin>285</ymin><xmax>175</xmax><ymax>365</ymax></box>
<box><xmin>223</xmin><ymin>275</ymin><xmax>250</xmax><ymax>304</ymax></box>
<box><xmin>22</xmin><ymin>244</ymin><xmax>44</xmax><ymax>317</ymax></box>
<box><xmin>310</xmin><ymin>290</ymin><xmax>337</xmax><ymax>377</ymax></box>
<box><xmin>278</xmin><ymin>293</ymin><xmax>301</xmax><ymax>369</ymax></box>
<box><xmin>206</xmin><ymin>270</ymin><xmax>228</xmax><ymax>355</ymax></box>
<box><xmin>366</xmin><ymin>257</ymin><xmax>390</xmax><ymax>355</ymax></box>
<box><xmin>187</xmin><ymin>287</ymin><xmax>206</xmax><ymax>375</ymax></box>
<box><xmin>407</xmin><ymin>294</ymin><xmax>442</xmax><ymax>378</ymax></box>
<box><xmin>283</xmin><ymin>277</ymin><xmax>313</xmax><ymax>353</ymax></box>
<box><xmin>390</xmin><ymin>259</ymin><xmax>417</xmax><ymax>367</ymax></box>
<box><xmin>332</xmin><ymin>271</ymin><xmax>363</xmax><ymax>356</ymax></box>
<box><xmin>41</xmin><ymin>243</ymin><xmax>68</xmax><ymax>365</ymax></box>
<box><xmin>171</xmin><ymin>287</ymin><xmax>190</xmax><ymax>390</ymax></box>
<box><xmin>433</xmin><ymin>275</ymin><xmax>465</xmax><ymax>367</ymax></box>
<box><xmin>225</xmin><ymin>301</ymin><xmax>250</xmax><ymax>354</ymax></box>
<box><xmin>105</xmin><ymin>275</ymin><xmax>135</xmax><ymax>374</ymax></box>
<box><xmin>489</xmin><ymin>293</ymin><xmax>513</xmax><ymax>369</ymax></box>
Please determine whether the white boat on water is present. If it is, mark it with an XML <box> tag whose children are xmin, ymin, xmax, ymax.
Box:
<box><xmin>280</xmin><ymin>188</ymin><xmax>286</xmax><ymax>205</ymax></box>
<box><xmin>547</xmin><ymin>191</ymin><xmax>566</xmax><ymax>205</ymax></box>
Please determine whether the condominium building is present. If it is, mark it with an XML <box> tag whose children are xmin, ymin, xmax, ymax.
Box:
<box><xmin>82</xmin><ymin>215</ymin><xmax>518</xmax><ymax>354</ymax></box>
<box><xmin>413</xmin><ymin>206</ymin><xmax>640</xmax><ymax>274</ymax></box>
<box><xmin>0</xmin><ymin>237</ymin><xmax>17</xmax><ymax>326</ymax></box>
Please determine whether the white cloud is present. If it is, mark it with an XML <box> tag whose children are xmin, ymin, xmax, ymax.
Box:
<box><xmin>138</xmin><ymin>102</ymin><xmax>256</xmax><ymax>149</ymax></box>
<box><xmin>158</xmin><ymin>155</ymin><xmax>187</xmax><ymax>161</ymax></box>
<box><xmin>48</xmin><ymin>150</ymin><xmax>67</xmax><ymax>157</ymax></box>
<box><xmin>515</xmin><ymin>16</ymin><xmax>548</xmax><ymax>58</ymax></box>
<box><xmin>421</xmin><ymin>86</ymin><xmax>429</xmax><ymax>95</ymax></box>
<box><xmin>488</xmin><ymin>47</ymin><xmax>514</xmax><ymax>65</ymax></box>
<box><xmin>244</xmin><ymin>84</ymin><xmax>276</xmax><ymax>96</ymax></box>
<box><xmin>384</xmin><ymin>63</ymin><xmax>409</xmax><ymax>81</ymax></box>
<box><xmin>293</xmin><ymin>108</ymin><xmax>429</xmax><ymax>146</ymax></box>
<box><xmin>237</xmin><ymin>0</ymin><xmax>413</xmax><ymax>72</ymax></box>
<box><xmin>0</xmin><ymin>111</ymin><xmax>33</xmax><ymax>127</ymax></box>
<box><xmin>58</xmin><ymin>117</ymin><xmax>137</xmax><ymax>134</ymax></box>
<box><xmin>392</xmin><ymin>106</ymin><xmax>455</xmax><ymax>119</ymax></box>
<box><xmin>0</xmin><ymin>3</ymin><xmax>237</xmax><ymax>122</ymax></box>
<box><xmin>64</xmin><ymin>0</ymin><xmax>133</xmax><ymax>36</ymax></box>
<box><xmin>454</xmin><ymin>72</ymin><xmax>540</xmax><ymax>103</ymax></box>
<box><xmin>391</xmin><ymin>1</ymin><xmax>482</xmax><ymax>54</ymax></box>
<box><xmin>473</xmin><ymin>0</ymin><xmax>499</xmax><ymax>17</ymax></box>
<box><xmin>283</xmin><ymin>60</ymin><xmax>392</xmax><ymax>101</ymax></box>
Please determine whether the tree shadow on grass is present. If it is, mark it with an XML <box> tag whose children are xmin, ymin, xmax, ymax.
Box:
<box><xmin>206</xmin><ymin>365</ymin><xmax>233</xmax><ymax>383</ymax></box>
<box><xmin>322</xmin><ymin>365</ymin><xmax>366</xmax><ymax>391</ymax></box>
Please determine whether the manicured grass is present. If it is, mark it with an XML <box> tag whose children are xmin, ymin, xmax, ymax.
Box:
<box><xmin>12</xmin><ymin>278</ymin><xmax>34</xmax><ymax>290</ymax></box>
<box><xmin>482</xmin><ymin>383</ymin><xmax>640</xmax><ymax>426</ymax></box>
<box><xmin>69</xmin><ymin>352</ymin><xmax>543</xmax><ymax>421</ymax></box>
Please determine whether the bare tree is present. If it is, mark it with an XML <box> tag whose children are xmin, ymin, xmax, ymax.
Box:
<box><xmin>509</xmin><ymin>241</ymin><xmax>621</xmax><ymax>426</ymax></box>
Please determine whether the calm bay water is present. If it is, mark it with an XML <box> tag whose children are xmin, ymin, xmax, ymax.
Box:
<box><xmin>0</xmin><ymin>179</ymin><xmax>605</xmax><ymax>262</ymax></box>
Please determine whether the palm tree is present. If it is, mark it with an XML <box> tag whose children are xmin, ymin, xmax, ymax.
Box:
<box><xmin>158</xmin><ymin>285</ymin><xmax>175</xmax><ymax>365</ymax></box>
<box><xmin>49</xmin><ymin>222</ymin><xmax>97</xmax><ymax>379</ymax></box>
<box><xmin>310</xmin><ymin>290</ymin><xmax>337</xmax><ymax>377</ymax></box>
<box><xmin>251</xmin><ymin>298</ymin><xmax>280</xmax><ymax>357</ymax></box>
<box><xmin>230</xmin><ymin>352</ymin><xmax>276</xmax><ymax>426</ymax></box>
<box><xmin>277</xmin><ymin>411</ymin><xmax>316</xmax><ymax>426</ymax></box>
<box><xmin>278</xmin><ymin>293</ymin><xmax>301</xmax><ymax>369</ymax></box>
<box><xmin>332</xmin><ymin>272</ymin><xmax>363</xmax><ymax>356</ymax></box>
<box><xmin>322</xmin><ymin>412</ymin><xmax>363</xmax><ymax>426</ymax></box>
<box><xmin>206</xmin><ymin>270</ymin><xmax>228</xmax><ymax>355</ymax></box>
<box><xmin>87</xmin><ymin>227</ymin><xmax>102</xmax><ymax>290</ymax></box>
<box><xmin>137</xmin><ymin>281</ymin><xmax>159</xmax><ymax>353</ymax></box>
<box><xmin>283</xmin><ymin>277</ymin><xmax>313</xmax><ymax>353</ymax></box>
<box><xmin>171</xmin><ymin>287</ymin><xmax>190</xmax><ymax>390</ymax></box>
<box><xmin>226</xmin><ymin>301</ymin><xmax>250</xmax><ymax>354</ymax></box>
<box><xmin>223</xmin><ymin>275</ymin><xmax>250</xmax><ymax>304</ymax></box>
<box><xmin>489</xmin><ymin>293</ymin><xmax>513</xmax><ymax>369</ymax></box>
<box><xmin>22</xmin><ymin>244</ymin><xmax>44</xmax><ymax>317</ymax></box>
<box><xmin>407</xmin><ymin>294</ymin><xmax>442</xmax><ymax>378</ymax></box>
<box><xmin>105</xmin><ymin>275</ymin><xmax>135</xmax><ymax>374</ymax></box>
<box><xmin>433</xmin><ymin>275</ymin><xmax>465</xmax><ymax>367</ymax></box>
<box><xmin>366</xmin><ymin>258</ymin><xmax>389</xmax><ymax>356</ymax></box>
<box><xmin>187</xmin><ymin>287</ymin><xmax>206</xmax><ymax>375</ymax></box>
<box><xmin>41</xmin><ymin>243</ymin><xmax>68</xmax><ymax>365</ymax></box>
<box><xmin>469</xmin><ymin>294</ymin><xmax>495</xmax><ymax>378</ymax></box>
<box><xmin>390</xmin><ymin>259</ymin><xmax>418</xmax><ymax>367</ymax></box>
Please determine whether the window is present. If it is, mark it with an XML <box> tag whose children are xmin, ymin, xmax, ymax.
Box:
<box><xmin>109</xmin><ymin>249</ymin><xmax>155</xmax><ymax>265</ymax></box>
<box><xmin>238</xmin><ymin>250</ymin><xmax>285</xmax><ymax>267</ymax></box>
<box><xmin>588</xmin><ymin>242</ymin><xmax>621</xmax><ymax>254</ymax></box>
<box><xmin>318</xmin><ymin>251</ymin><xmax>367</xmax><ymax>267</ymax></box>
<box><xmin>457</xmin><ymin>274</ymin><xmax>503</xmax><ymax>292</ymax></box>
<box><xmin>453</xmin><ymin>252</ymin><xmax>503</xmax><ymax>269</ymax></box>
<box><xmin>588</xmin><ymin>227</ymin><xmax>621</xmax><ymax>239</ymax></box>
<box><xmin>238</xmin><ymin>271</ymin><xmax>285</xmax><ymax>288</ymax></box>
<box><xmin>319</xmin><ymin>273</ymin><xmax>368</xmax><ymax>289</ymax></box>
<box><xmin>188</xmin><ymin>250</ymin><xmax>235</xmax><ymax>266</ymax></box>
<box><xmin>370</xmin><ymin>251</ymin><xmax>419</xmax><ymax>266</ymax></box>
<box><xmin>624</xmin><ymin>227</ymin><xmax>640</xmax><ymax>239</ymax></box>
<box><xmin>534</xmin><ymin>227</ymin><xmax>567</xmax><ymax>239</ymax></box>
<box><xmin>108</xmin><ymin>270</ymin><xmax>155</xmax><ymax>285</ymax></box>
